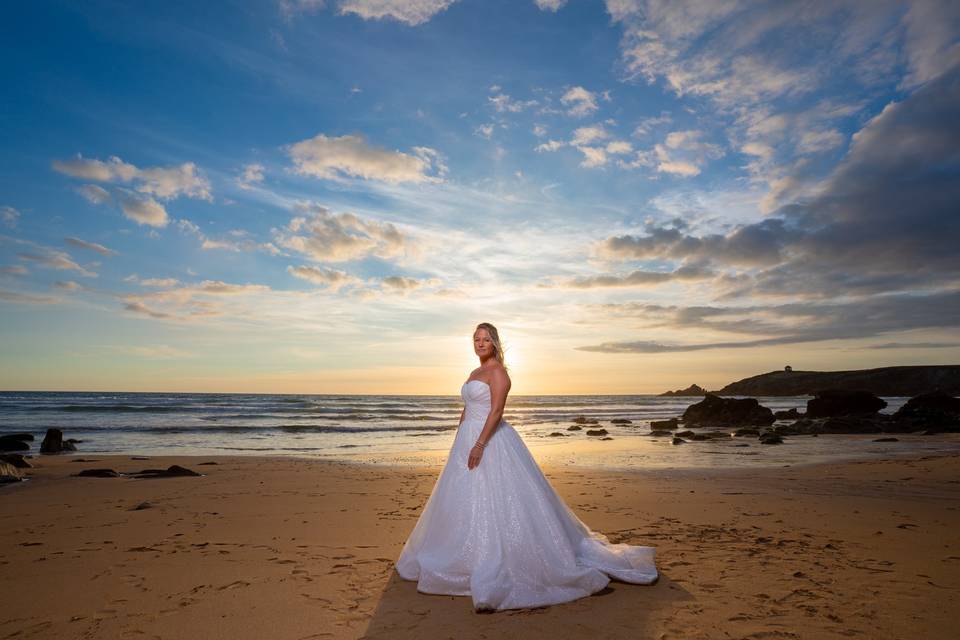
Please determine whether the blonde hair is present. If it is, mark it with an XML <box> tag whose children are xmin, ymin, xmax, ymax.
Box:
<box><xmin>475</xmin><ymin>322</ymin><xmax>508</xmax><ymax>370</ymax></box>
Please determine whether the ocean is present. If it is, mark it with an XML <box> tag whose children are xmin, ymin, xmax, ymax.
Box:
<box><xmin>2</xmin><ymin>391</ymin><xmax>958</xmax><ymax>470</ymax></box>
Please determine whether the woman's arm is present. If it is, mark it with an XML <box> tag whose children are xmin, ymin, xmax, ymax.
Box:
<box><xmin>467</xmin><ymin>368</ymin><xmax>511</xmax><ymax>470</ymax></box>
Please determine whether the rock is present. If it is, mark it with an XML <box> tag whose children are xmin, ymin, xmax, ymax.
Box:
<box><xmin>649</xmin><ymin>429</ymin><xmax>674</xmax><ymax>437</ymax></box>
<box><xmin>682</xmin><ymin>393</ymin><xmax>775</xmax><ymax>427</ymax></box>
<box><xmin>62</xmin><ymin>441</ymin><xmax>77</xmax><ymax>451</ymax></box>
<box><xmin>805</xmin><ymin>389</ymin><xmax>887</xmax><ymax>418</ymax></box>
<box><xmin>734</xmin><ymin>428</ymin><xmax>760</xmax><ymax>437</ymax></box>
<box><xmin>197</xmin><ymin>462</ymin><xmax>218</xmax><ymax>466</ymax></box>
<box><xmin>601</xmin><ymin>437</ymin><xmax>614</xmax><ymax>441</ymax></box>
<box><xmin>2</xmin><ymin>432</ymin><xmax>34</xmax><ymax>441</ymax></box>
<box><xmin>76</xmin><ymin>468</ymin><xmax>122</xmax><ymax>478</ymax></box>
<box><xmin>733</xmin><ymin>443</ymin><xmax>750</xmax><ymax>447</ymax></box>
<box><xmin>610</xmin><ymin>418</ymin><xmax>632</xmax><ymax>425</ymax></box>
<box><xmin>130</xmin><ymin>501</ymin><xmax>153</xmax><ymax>510</ymax></box>
<box><xmin>131</xmin><ymin>456</ymin><xmax>151</xmax><ymax>460</ymax></box>
<box><xmin>129</xmin><ymin>465</ymin><xmax>202</xmax><ymax>478</ymax></box>
<box><xmin>548</xmin><ymin>432</ymin><xmax>567</xmax><ymax>437</ymax></box>
<box><xmin>774</xmin><ymin>408</ymin><xmax>802</xmax><ymax>419</ymax></box>
<box><xmin>891</xmin><ymin>391</ymin><xmax>960</xmax><ymax>432</ymax></box>
<box><xmin>672</xmin><ymin>437</ymin><xmax>685</xmax><ymax>445</ymax></box>
<box><xmin>759</xmin><ymin>433</ymin><xmax>783</xmax><ymax>445</ymax></box>
<box><xmin>714</xmin><ymin>365</ymin><xmax>960</xmax><ymax>396</ymax></box>
<box><xmin>0</xmin><ymin>436</ymin><xmax>30</xmax><ymax>452</ymax></box>
<box><xmin>821</xmin><ymin>416</ymin><xmax>885</xmax><ymax>434</ymax></box>
<box><xmin>0</xmin><ymin>453</ymin><xmax>32</xmax><ymax>468</ymax></box>
<box><xmin>689</xmin><ymin>433</ymin><xmax>709</xmax><ymax>441</ymax></box>
<box><xmin>1</xmin><ymin>461</ymin><xmax>24</xmax><ymax>483</ymax></box>
<box><xmin>660</xmin><ymin>384</ymin><xmax>707</xmax><ymax>397</ymax></box>
<box><xmin>572</xmin><ymin>415</ymin><xmax>599</xmax><ymax>425</ymax></box>
<box><xmin>585</xmin><ymin>429</ymin><xmax>608</xmax><ymax>437</ymax></box>
<box><xmin>650</xmin><ymin>418</ymin><xmax>679</xmax><ymax>429</ymax></box>
<box><xmin>567</xmin><ymin>425</ymin><xmax>582</xmax><ymax>431</ymax></box>
<box><xmin>675</xmin><ymin>430</ymin><xmax>696</xmax><ymax>438</ymax></box>
<box><xmin>873</xmin><ymin>437</ymin><xmax>899</xmax><ymax>442</ymax></box>
<box><xmin>40</xmin><ymin>428</ymin><xmax>67</xmax><ymax>454</ymax></box>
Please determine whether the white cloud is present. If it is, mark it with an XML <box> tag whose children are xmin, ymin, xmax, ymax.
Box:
<box><xmin>532</xmin><ymin>124</ymin><xmax>548</xmax><ymax>137</ymax></box>
<box><xmin>578</xmin><ymin>146</ymin><xmax>608</xmax><ymax>168</ymax></box>
<box><xmin>488</xmin><ymin>93</ymin><xmax>537</xmax><ymax>113</ymax></box>
<box><xmin>570</xmin><ymin>125</ymin><xmax>610</xmax><ymax>147</ymax></box>
<box><xmin>633</xmin><ymin>112</ymin><xmax>672</xmax><ymax>137</ymax></box>
<box><xmin>287</xmin><ymin>265</ymin><xmax>358</xmax><ymax>291</ymax></box>
<box><xmin>53</xmin><ymin>155</ymin><xmax>211</xmax><ymax>201</ymax></box>
<box><xmin>17</xmin><ymin>250</ymin><xmax>96</xmax><ymax>277</ymax></box>
<box><xmin>474</xmin><ymin>124</ymin><xmax>494</xmax><ymax>139</ymax></box>
<box><xmin>140</xmin><ymin>277</ymin><xmax>180</xmax><ymax>287</ymax></box>
<box><xmin>338</xmin><ymin>0</ymin><xmax>456</xmax><ymax>26</ymax></box>
<box><xmin>65</xmin><ymin>237</ymin><xmax>118</xmax><ymax>257</ymax></box>
<box><xmin>605</xmin><ymin>140</ymin><xmax>633</xmax><ymax>154</ymax></box>
<box><xmin>1</xmin><ymin>206</ymin><xmax>19</xmax><ymax>228</ymax></box>
<box><xmin>796</xmin><ymin>129</ymin><xmax>845</xmax><ymax>154</ymax></box>
<box><xmin>535</xmin><ymin>139</ymin><xmax>565</xmax><ymax>152</ymax></box>
<box><xmin>54</xmin><ymin>280</ymin><xmax>81</xmax><ymax>291</ymax></box>
<box><xmin>648</xmin><ymin>129</ymin><xmax>725</xmax><ymax>177</ymax></box>
<box><xmin>237</xmin><ymin>163</ymin><xmax>265</xmax><ymax>190</ymax></box>
<box><xmin>276</xmin><ymin>202</ymin><xmax>413</xmax><ymax>263</ymax></box>
<box><xmin>1</xmin><ymin>265</ymin><xmax>28</xmax><ymax>276</ymax></box>
<box><xmin>534</xmin><ymin>0</ymin><xmax>566</xmax><ymax>11</ymax></box>
<box><xmin>119</xmin><ymin>194</ymin><xmax>169</xmax><ymax>228</ymax></box>
<box><xmin>287</xmin><ymin>133</ymin><xmax>444</xmax><ymax>183</ymax></box>
<box><xmin>560</xmin><ymin>86</ymin><xmax>599</xmax><ymax>117</ymax></box>
<box><xmin>380</xmin><ymin>275</ymin><xmax>441</xmax><ymax>293</ymax></box>
<box><xmin>76</xmin><ymin>184</ymin><xmax>111</xmax><ymax>204</ymax></box>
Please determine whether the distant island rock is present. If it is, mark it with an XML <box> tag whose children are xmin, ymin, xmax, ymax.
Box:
<box><xmin>710</xmin><ymin>365</ymin><xmax>960</xmax><ymax>397</ymax></box>
<box><xmin>659</xmin><ymin>384</ymin><xmax>707</xmax><ymax>397</ymax></box>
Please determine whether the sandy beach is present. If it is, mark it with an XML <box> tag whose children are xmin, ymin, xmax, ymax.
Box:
<box><xmin>2</xmin><ymin>452</ymin><xmax>958</xmax><ymax>639</ymax></box>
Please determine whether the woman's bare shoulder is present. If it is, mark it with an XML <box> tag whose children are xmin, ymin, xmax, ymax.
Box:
<box><xmin>490</xmin><ymin>364</ymin><xmax>511</xmax><ymax>387</ymax></box>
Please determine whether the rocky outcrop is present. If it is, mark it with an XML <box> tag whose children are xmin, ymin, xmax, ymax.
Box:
<box><xmin>40</xmin><ymin>428</ymin><xmax>68</xmax><ymax>454</ymax></box>
<box><xmin>891</xmin><ymin>391</ymin><xmax>960</xmax><ymax>432</ymax></box>
<box><xmin>774</xmin><ymin>408</ymin><xmax>802</xmax><ymax>419</ymax></box>
<box><xmin>0</xmin><ymin>435</ymin><xmax>30</xmax><ymax>452</ymax></box>
<box><xmin>681</xmin><ymin>393</ymin><xmax>775</xmax><ymax>427</ymax></box>
<box><xmin>713</xmin><ymin>365</ymin><xmax>960</xmax><ymax>396</ymax></box>
<box><xmin>806</xmin><ymin>390</ymin><xmax>887</xmax><ymax>418</ymax></box>
<box><xmin>610</xmin><ymin>418</ymin><xmax>632</xmax><ymax>424</ymax></box>
<box><xmin>660</xmin><ymin>384</ymin><xmax>707</xmax><ymax>397</ymax></box>
<box><xmin>585</xmin><ymin>429</ymin><xmax>608</xmax><ymax>437</ymax></box>
<box><xmin>650</xmin><ymin>418</ymin><xmax>679</xmax><ymax>429</ymax></box>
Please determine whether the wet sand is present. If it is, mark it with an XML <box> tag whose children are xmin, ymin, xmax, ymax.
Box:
<box><xmin>1</xmin><ymin>452</ymin><xmax>958</xmax><ymax>639</ymax></box>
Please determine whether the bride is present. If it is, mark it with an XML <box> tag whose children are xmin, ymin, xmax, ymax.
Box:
<box><xmin>395</xmin><ymin>322</ymin><xmax>658</xmax><ymax>611</ymax></box>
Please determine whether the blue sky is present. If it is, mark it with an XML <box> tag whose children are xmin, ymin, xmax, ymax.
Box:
<box><xmin>1</xmin><ymin>0</ymin><xmax>958</xmax><ymax>393</ymax></box>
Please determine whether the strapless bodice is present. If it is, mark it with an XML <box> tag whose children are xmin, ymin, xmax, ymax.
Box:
<box><xmin>461</xmin><ymin>379</ymin><xmax>492</xmax><ymax>422</ymax></box>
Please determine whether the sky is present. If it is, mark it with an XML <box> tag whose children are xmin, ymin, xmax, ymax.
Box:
<box><xmin>1</xmin><ymin>0</ymin><xmax>959</xmax><ymax>395</ymax></box>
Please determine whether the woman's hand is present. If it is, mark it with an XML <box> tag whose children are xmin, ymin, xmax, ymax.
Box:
<box><xmin>467</xmin><ymin>442</ymin><xmax>484</xmax><ymax>470</ymax></box>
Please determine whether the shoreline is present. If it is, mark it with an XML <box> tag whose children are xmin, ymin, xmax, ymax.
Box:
<box><xmin>3</xmin><ymin>451</ymin><xmax>959</xmax><ymax>638</ymax></box>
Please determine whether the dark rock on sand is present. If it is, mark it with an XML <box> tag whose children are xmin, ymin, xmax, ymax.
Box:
<box><xmin>821</xmin><ymin>416</ymin><xmax>886</xmax><ymax>434</ymax></box>
<box><xmin>660</xmin><ymin>384</ymin><xmax>707</xmax><ymax>397</ymax></box>
<box><xmin>672</xmin><ymin>437</ymin><xmax>685</xmax><ymax>445</ymax></box>
<box><xmin>650</xmin><ymin>418</ymin><xmax>679</xmax><ymax>430</ymax></box>
<box><xmin>601</xmin><ymin>437</ymin><xmax>614</xmax><ymax>441</ymax></box>
<box><xmin>873</xmin><ymin>437</ymin><xmax>900</xmax><ymax>442</ymax></box>
<box><xmin>675</xmin><ymin>430</ymin><xmax>696</xmax><ymax>438</ymax></box>
<box><xmin>572</xmin><ymin>415</ymin><xmax>600</xmax><ymax>425</ymax></box>
<box><xmin>585</xmin><ymin>429</ymin><xmax>609</xmax><ymax>437</ymax></box>
<box><xmin>649</xmin><ymin>430</ymin><xmax>674</xmax><ymax>437</ymax></box>
<box><xmin>774</xmin><ymin>408</ymin><xmax>802</xmax><ymax>419</ymax></box>
<box><xmin>129</xmin><ymin>465</ymin><xmax>202</xmax><ymax>478</ymax></box>
<box><xmin>805</xmin><ymin>389</ymin><xmax>887</xmax><ymax>418</ymax></box>
<box><xmin>734</xmin><ymin>428</ymin><xmax>760</xmax><ymax>437</ymax></box>
<box><xmin>610</xmin><ymin>418</ymin><xmax>632</xmax><ymax>425</ymax></box>
<box><xmin>76</xmin><ymin>468</ymin><xmax>122</xmax><ymax>478</ymax></box>
<box><xmin>0</xmin><ymin>436</ymin><xmax>30</xmax><ymax>452</ymax></box>
<box><xmin>1</xmin><ymin>461</ymin><xmax>24</xmax><ymax>483</ymax></box>
<box><xmin>548</xmin><ymin>432</ymin><xmax>567</xmax><ymax>437</ymax></box>
<box><xmin>130</xmin><ymin>501</ymin><xmax>153</xmax><ymax>510</ymax></box>
<box><xmin>689</xmin><ymin>433</ymin><xmax>710</xmax><ymax>441</ymax></box>
<box><xmin>567</xmin><ymin>425</ymin><xmax>582</xmax><ymax>431</ymax></box>
<box><xmin>197</xmin><ymin>461</ymin><xmax>219</xmax><ymax>465</ymax></box>
<box><xmin>891</xmin><ymin>391</ymin><xmax>960</xmax><ymax>432</ymax></box>
<box><xmin>682</xmin><ymin>393</ymin><xmax>775</xmax><ymax>427</ymax></box>
<box><xmin>1</xmin><ymin>432</ymin><xmax>34</xmax><ymax>441</ymax></box>
<box><xmin>131</xmin><ymin>456</ymin><xmax>151</xmax><ymax>460</ymax></box>
<box><xmin>40</xmin><ymin>428</ymin><xmax>70</xmax><ymax>454</ymax></box>
<box><xmin>0</xmin><ymin>453</ymin><xmax>32</xmax><ymax>468</ymax></box>
<box><xmin>759</xmin><ymin>433</ymin><xmax>784</xmax><ymax>445</ymax></box>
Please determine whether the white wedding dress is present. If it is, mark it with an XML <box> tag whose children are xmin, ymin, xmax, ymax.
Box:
<box><xmin>395</xmin><ymin>379</ymin><xmax>658</xmax><ymax>611</ymax></box>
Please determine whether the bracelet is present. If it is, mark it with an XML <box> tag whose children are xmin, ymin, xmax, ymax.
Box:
<box><xmin>473</xmin><ymin>439</ymin><xmax>486</xmax><ymax>449</ymax></box>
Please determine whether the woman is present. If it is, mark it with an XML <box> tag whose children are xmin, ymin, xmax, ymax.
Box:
<box><xmin>396</xmin><ymin>322</ymin><xmax>658</xmax><ymax>611</ymax></box>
